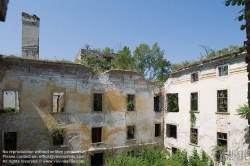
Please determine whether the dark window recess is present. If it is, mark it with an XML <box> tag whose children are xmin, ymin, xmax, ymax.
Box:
<box><xmin>190</xmin><ymin>128</ymin><xmax>198</xmax><ymax>144</ymax></box>
<box><xmin>3</xmin><ymin>91</ymin><xmax>19</xmax><ymax>113</ymax></box>
<box><xmin>91</xmin><ymin>153</ymin><xmax>103</xmax><ymax>166</ymax></box>
<box><xmin>167</xmin><ymin>93</ymin><xmax>179</xmax><ymax>112</ymax></box>
<box><xmin>166</xmin><ymin>124</ymin><xmax>177</xmax><ymax>139</ymax></box>
<box><xmin>172</xmin><ymin>147</ymin><xmax>177</xmax><ymax>154</ymax></box>
<box><xmin>53</xmin><ymin>92</ymin><xmax>64</xmax><ymax>113</ymax></box>
<box><xmin>94</xmin><ymin>93</ymin><xmax>102</xmax><ymax>111</ymax></box>
<box><xmin>92</xmin><ymin>127</ymin><xmax>102</xmax><ymax>143</ymax></box>
<box><xmin>191</xmin><ymin>72</ymin><xmax>199</xmax><ymax>82</ymax></box>
<box><xmin>155</xmin><ymin>124</ymin><xmax>161</xmax><ymax>137</ymax></box>
<box><xmin>127</xmin><ymin>151</ymin><xmax>135</xmax><ymax>156</ymax></box>
<box><xmin>127</xmin><ymin>126</ymin><xmax>135</xmax><ymax>140</ymax></box>
<box><xmin>217</xmin><ymin>90</ymin><xmax>228</xmax><ymax>112</ymax></box>
<box><xmin>191</xmin><ymin>93</ymin><xmax>198</xmax><ymax>111</ymax></box>
<box><xmin>218</xmin><ymin>65</ymin><xmax>228</xmax><ymax>76</ymax></box>
<box><xmin>217</xmin><ymin>132</ymin><xmax>227</xmax><ymax>148</ymax></box>
<box><xmin>154</xmin><ymin>96</ymin><xmax>160</xmax><ymax>112</ymax></box>
<box><xmin>127</xmin><ymin>95</ymin><xmax>135</xmax><ymax>111</ymax></box>
<box><xmin>52</xmin><ymin>128</ymin><xmax>65</xmax><ymax>146</ymax></box>
<box><xmin>4</xmin><ymin>132</ymin><xmax>17</xmax><ymax>150</ymax></box>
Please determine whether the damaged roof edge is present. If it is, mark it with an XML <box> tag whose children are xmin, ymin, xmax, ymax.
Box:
<box><xmin>0</xmin><ymin>55</ymin><xmax>155</xmax><ymax>81</ymax></box>
<box><xmin>171</xmin><ymin>52</ymin><xmax>247</xmax><ymax>74</ymax></box>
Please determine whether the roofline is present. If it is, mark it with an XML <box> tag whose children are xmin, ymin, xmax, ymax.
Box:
<box><xmin>171</xmin><ymin>52</ymin><xmax>247</xmax><ymax>74</ymax></box>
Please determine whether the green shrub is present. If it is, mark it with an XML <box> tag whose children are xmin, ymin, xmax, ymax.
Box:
<box><xmin>211</xmin><ymin>145</ymin><xmax>227</xmax><ymax>165</ymax></box>
<box><xmin>106</xmin><ymin>146</ymin><xmax>216</xmax><ymax>166</ymax></box>
<box><xmin>236</xmin><ymin>103</ymin><xmax>250</xmax><ymax>119</ymax></box>
<box><xmin>190</xmin><ymin>110</ymin><xmax>197</xmax><ymax>127</ymax></box>
<box><xmin>2</xmin><ymin>107</ymin><xmax>19</xmax><ymax>113</ymax></box>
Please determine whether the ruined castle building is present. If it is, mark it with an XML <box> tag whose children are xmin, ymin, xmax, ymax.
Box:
<box><xmin>164</xmin><ymin>53</ymin><xmax>249</xmax><ymax>165</ymax></box>
<box><xmin>22</xmin><ymin>12</ymin><xmax>40</xmax><ymax>59</ymax></box>
<box><xmin>0</xmin><ymin>56</ymin><xmax>163</xmax><ymax>165</ymax></box>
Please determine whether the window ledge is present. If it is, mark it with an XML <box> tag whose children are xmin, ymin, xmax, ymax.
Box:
<box><xmin>189</xmin><ymin>143</ymin><xmax>199</xmax><ymax>147</ymax></box>
<box><xmin>91</xmin><ymin>142</ymin><xmax>105</xmax><ymax>146</ymax></box>
<box><xmin>166</xmin><ymin>137</ymin><xmax>177</xmax><ymax>140</ymax></box>
<box><xmin>126</xmin><ymin>139</ymin><xmax>136</xmax><ymax>144</ymax></box>
<box><xmin>92</xmin><ymin>111</ymin><xmax>104</xmax><ymax>113</ymax></box>
<box><xmin>154</xmin><ymin>111</ymin><xmax>162</xmax><ymax>113</ymax></box>
<box><xmin>189</xmin><ymin>111</ymin><xmax>199</xmax><ymax>113</ymax></box>
<box><xmin>53</xmin><ymin>144</ymin><xmax>67</xmax><ymax>148</ymax></box>
<box><xmin>215</xmin><ymin>112</ymin><xmax>230</xmax><ymax>115</ymax></box>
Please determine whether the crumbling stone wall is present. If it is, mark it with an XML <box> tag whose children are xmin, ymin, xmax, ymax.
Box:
<box><xmin>0</xmin><ymin>57</ymin><xmax>163</xmax><ymax>163</ymax></box>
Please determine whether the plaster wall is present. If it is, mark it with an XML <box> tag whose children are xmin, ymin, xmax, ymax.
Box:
<box><xmin>0</xmin><ymin>57</ymin><xmax>163</xmax><ymax>164</ymax></box>
<box><xmin>164</xmin><ymin>55</ymin><xmax>249</xmax><ymax>166</ymax></box>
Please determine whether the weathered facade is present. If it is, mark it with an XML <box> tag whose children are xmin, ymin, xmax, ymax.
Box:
<box><xmin>22</xmin><ymin>12</ymin><xmax>40</xmax><ymax>59</ymax></box>
<box><xmin>77</xmin><ymin>49</ymin><xmax>117</xmax><ymax>62</ymax></box>
<box><xmin>164</xmin><ymin>53</ymin><xmax>249</xmax><ymax>165</ymax></box>
<box><xmin>0</xmin><ymin>55</ymin><xmax>163</xmax><ymax>165</ymax></box>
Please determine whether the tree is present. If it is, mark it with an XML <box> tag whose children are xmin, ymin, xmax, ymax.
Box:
<box><xmin>133</xmin><ymin>43</ymin><xmax>171</xmax><ymax>84</ymax></box>
<box><xmin>112</xmin><ymin>46</ymin><xmax>133</xmax><ymax>70</ymax></box>
<box><xmin>102</xmin><ymin>47</ymin><xmax>114</xmax><ymax>53</ymax></box>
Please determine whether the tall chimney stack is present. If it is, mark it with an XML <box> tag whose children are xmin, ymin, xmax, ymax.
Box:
<box><xmin>22</xmin><ymin>12</ymin><xmax>40</xmax><ymax>59</ymax></box>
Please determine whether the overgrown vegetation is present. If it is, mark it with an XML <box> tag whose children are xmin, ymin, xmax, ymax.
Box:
<box><xmin>190</xmin><ymin>110</ymin><xmax>197</xmax><ymax>127</ymax></box>
<box><xmin>236</xmin><ymin>103</ymin><xmax>250</xmax><ymax>119</ymax></box>
<box><xmin>51</xmin><ymin>126</ymin><xmax>65</xmax><ymax>145</ymax></box>
<box><xmin>167</xmin><ymin>93</ymin><xmax>179</xmax><ymax>112</ymax></box>
<box><xmin>106</xmin><ymin>146</ymin><xmax>215</xmax><ymax>166</ymax></box>
<box><xmin>2</xmin><ymin>107</ymin><xmax>19</xmax><ymax>113</ymax></box>
<box><xmin>75</xmin><ymin>43</ymin><xmax>172</xmax><ymax>85</ymax></box>
<box><xmin>171</xmin><ymin>45</ymin><xmax>243</xmax><ymax>71</ymax></box>
<box><xmin>211</xmin><ymin>145</ymin><xmax>227</xmax><ymax>165</ymax></box>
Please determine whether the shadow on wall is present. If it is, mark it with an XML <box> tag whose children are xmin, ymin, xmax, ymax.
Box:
<box><xmin>244</xmin><ymin>126</ymin><xmax>250</xmax><ymax>150</ymax></box>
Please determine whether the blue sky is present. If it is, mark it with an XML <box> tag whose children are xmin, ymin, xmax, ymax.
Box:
<box><xmin>0</xmin><ymin>0</ymin><xmax>245</xmax><ymax>64</ymax></box>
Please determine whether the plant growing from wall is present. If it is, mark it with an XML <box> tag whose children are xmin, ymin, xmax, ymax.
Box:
<box><xmin>190</xmin><ymin>110</ymin><xmax>197</xmax><ymax>127</ymax></box>
<box><xmin>211</xmin><ymin>145</ymin><xmax>227</xmax><ymax>165</ymax></box>
<box><xmin>127</xmin><ymin>100</ymin><xmax>134</xmax><ymax>111</ymax></box>
<box><xmin>236</xmin><ymin>103</ymin><xmax>250</xmax><ymax>119</ymax></box>
<box><xmin>51</xmin><ymin>126</ymin><xmax>65</xmax><ymax>145</ymax></box>
<box><xmin>168</xmin><ymin>93</ymin><xmax>179</xmax><ymax>112</ymax></box>
<box><xmin>190</xmin><ymin>135</ymin><xmax>198</xmax><ymax>144</ymax></box>
<box><xmin>2</xmin><ymin>107</ymin><xmax>19</xmax><ymax>113</ymax></box>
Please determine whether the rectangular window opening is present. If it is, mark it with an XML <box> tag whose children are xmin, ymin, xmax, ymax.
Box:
<box><xmin>191</xmin><ymin>72</ymin><xmax>199</xmax><ymax>82</ymax></box>
<box><xmin>91</xmin><ymin>153</ymin><xmax>103</xmax><ymax>166</ymax></box>
<box><xmin>191</xmin><ymin>92</ymin><xmax>198</xmax><ymax>111</ymax></box>
<box><xmin>53</xmin><ymin>92</ymin><xmax>64</xmax><ymax>113</ymax></box>
<box><xmin>4</xmin><ymin>132</ymin><xmax>17</xmax><ymax>150</ymax></box>
<box><xmin>154</xmin><ymin>96</ymin><xmax>160</xmax><ymax>112</ymax></box>
<box><xmin>172</xmin><ymin>147</ymin><xmax>177</xmax><ymax>154</ymax></box>
<box><xmin>190</xmin><ymin>128</ymin><xmax>198</xmax><ymax>144</ymax></box>
<box><xmin>155</xmin><ymin>124</ymin><xmax>161</xmax><ymax>137</ymax></box>
<box><xmin>52</xmin><ymin>128</ymin><xmax>65</xmax><ymax>146</ymax></box>
<box><xmin>166</xmin><ymin>124</ymin><xmax>177</xmax><ymax>139</ymax></box>
<box><xmin>167</xmin><ymin>93</ymin><xmax>179</xmax><ymax>112</ymax></box>
<box><xmin>127</xmin><ymin>126</ymin><xmax>135</xmax><ymax>140</ymax></box>
<box><xmin>3</xmin><ymin>91</ymin><xmax>19</xmax><ymax>113</ymax></box>
<box><xmin>218</xmin><ymin>65</ymin><xmax>228</xmax><ymax>76</ymax></box>
<box><xmin>127</xmin><ymin>95</ymin><xmax>135</xmax><ymax>111</ymax></box>
<box><xmin>217</xmin><ymin>90</ymin><xmax>228</xmax><ymax>112</ymax></box>
<box><xmin>94</xmin><ymin>93</ymin><xmax>102</xmax><ymax>111</ymax></box>
<box><xmin>92</xmin><ymin>127</ymin><xmax>102</xmax><ymax>143</ymax></box>
<box><xmin>217</xmin><ymin>132</ymin><xmax>227</xmax><ymax>149</ymax></box>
